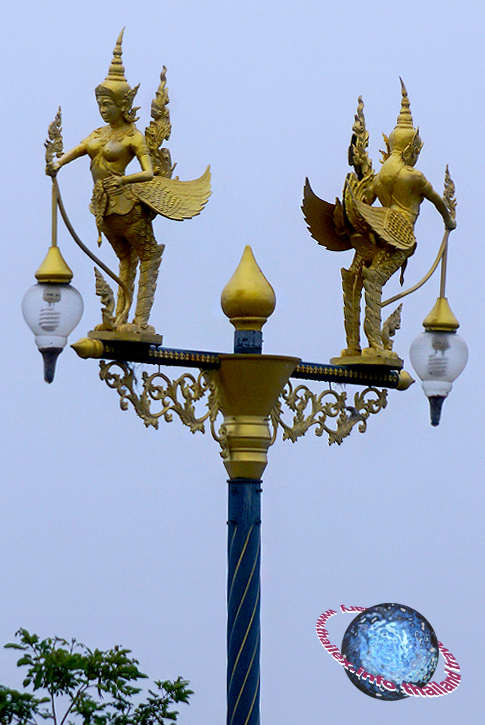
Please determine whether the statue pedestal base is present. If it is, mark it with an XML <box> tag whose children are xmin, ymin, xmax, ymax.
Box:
<box><xmin>88</xmin><ymin>330</ymin><xmax>164</xmax><ymax>345</ymax></box>
<box><xmin>330</xmin><ymin>353</ymin><xmax>404</xmax><ymax>369</ymax></box>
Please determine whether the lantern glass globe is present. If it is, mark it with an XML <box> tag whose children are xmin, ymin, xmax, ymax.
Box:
<box><xmin>22</xmin><ymin>282</ymin><xmax>84</xmax><ymax>382</ymax></box>
<box><xmin>409</xmin><ymin>330</ymin><xmax>468</xmax><ymax>425</ymax></box>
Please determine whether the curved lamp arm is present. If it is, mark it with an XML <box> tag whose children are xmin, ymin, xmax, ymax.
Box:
<box><xmin>53</xmin><ymin>177</ymin><xmax>132</xmax><ymax>321</ymax></box>
<box><xmin>381</xmin><ymin>228</ymin><xmax>450</xmax><ymax>308</ymax></box>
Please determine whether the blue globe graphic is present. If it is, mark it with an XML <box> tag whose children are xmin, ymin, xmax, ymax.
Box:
<box><xmin>341</xmin><ymin>603</ymin><xmax>439</xmax><ymax>700</ymax></box>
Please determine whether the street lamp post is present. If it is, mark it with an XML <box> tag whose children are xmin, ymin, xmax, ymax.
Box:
<box><xmin>69</xmin><ymin>245</ymin><xmax>409</xmax><ymax>725</ymax></box>
<box><xmin>23</xmin><ymin>36</ymin><xmax>468</xmax><ymax>725</ymax></box>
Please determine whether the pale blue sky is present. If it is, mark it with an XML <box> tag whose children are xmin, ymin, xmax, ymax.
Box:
<box><xmin>1</xmin><ymin>1</ymin><xmax>483</xmax><ymax>723</ymax></box>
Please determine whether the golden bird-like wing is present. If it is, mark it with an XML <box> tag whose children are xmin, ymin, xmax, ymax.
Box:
<box><xmin>302</xmin><ymin>178</ymin><xmax>352</xmax><ymax>251</ymax></box>
<box><xmin>351</xmin><ymin>196</ymin><xmax>416</xmax><ymax>251</ymax></box>
<box><xmin>134</xmin><ymin>166</ymin><xmax>211</xmax><ymax>221</ymax></box>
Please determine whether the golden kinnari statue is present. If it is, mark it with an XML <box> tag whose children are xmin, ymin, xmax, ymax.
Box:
<box><xmin>46</xmin><ymin>29</ymin><xmax>211</xmax><ymax>335</ymax></box>
<box><xmin>303</xmin><ymin>80</ymin><xmax>456</xmax><ymax>366</ymax></box>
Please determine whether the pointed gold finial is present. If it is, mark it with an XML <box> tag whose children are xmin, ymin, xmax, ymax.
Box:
<box><xmin>221</xmin><ymin>245</ymin><xmax>276</xmax><ymax>331</ymax></box>
<box><xmin>71</xmin><ymin>337</ymin><xmax>105</xmax><ymax>358</ymax></box>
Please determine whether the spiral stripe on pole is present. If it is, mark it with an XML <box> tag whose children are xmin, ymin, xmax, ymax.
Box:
<box><xmin>227</xmin><ymin>479</ymin><xmax>262</xmax><ymax>725</ymax></box>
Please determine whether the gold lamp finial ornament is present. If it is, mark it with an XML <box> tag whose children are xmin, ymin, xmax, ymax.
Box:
<box><xmin>221</xmin><ymin>245</ymin><xmax>276</xmax><ymax>332</ymax></box>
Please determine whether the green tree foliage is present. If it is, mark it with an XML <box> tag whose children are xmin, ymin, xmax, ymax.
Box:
<box><xmin>0</xmin><ymin>630</ymin><xmax>192</xmax><ymax>725</ymax></box>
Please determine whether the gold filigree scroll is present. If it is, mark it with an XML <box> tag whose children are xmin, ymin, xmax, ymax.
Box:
<box><xmin>270</xmin><ymin>382</ymin><xmax>388</xmax><ymax>446</ymax></box>
<box><xmin>99</xmin><ymin>361</ymin><xmax>222</xmax><ymax>433</ymax></box>
<box><xmin>99</xmin><ymin>362</ymin><xmax>387</xmax><ymax>449</ymax></box>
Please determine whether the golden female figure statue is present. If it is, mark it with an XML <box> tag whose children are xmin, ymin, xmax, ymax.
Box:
<box><xmin>303</xmin><ymin>81</ymin><xmax>455</xmax><ymax>365</ymax></box>
<box><xmin>47</xmin><ymin>30</ymin><xmax>211</xmax><ymax>334</ymax></box>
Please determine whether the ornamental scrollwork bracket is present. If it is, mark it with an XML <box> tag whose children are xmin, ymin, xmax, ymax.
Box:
<box><xmin>270</xmin><ymin>382</ymin><xmax>388</xmax><ymax>446</ymax></box>
<box><xmin>99</xmin><ymin>361</ymin><xmax>388</xmax><ymax>452</ymax></box>
<box><xmin>99</xmin><ymin>361</ymin><xmax>223</xmax><ymax>435</ymax></box>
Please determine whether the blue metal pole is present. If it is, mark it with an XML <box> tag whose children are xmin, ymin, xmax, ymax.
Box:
<box><xmin>227</xmin><ymin>477</ymin><xmax>262</xmax><ymax>725</ymax></box>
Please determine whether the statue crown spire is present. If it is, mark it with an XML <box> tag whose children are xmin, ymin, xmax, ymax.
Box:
<box><xmin>95</xmin><ymin>28</ymin><xmax>140</xmax><ymax>122</ymax></box>
<box><xmin>388</xmin><ymin>78</ymin><xmax>421</xmax><ymax>155</ymax></box>
<box><xmin>395</xmin><ymin>78</ymin><xmax>414</xmax><ymax>129</ymax></box>
<box><xmin>105</xmin><ymin>28</ymin><xmax>127</xmax><ymax>83</ymax></box>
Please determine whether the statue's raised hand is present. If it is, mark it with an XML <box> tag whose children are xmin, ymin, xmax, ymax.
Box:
<box><xmin>45</xmin><ymin>160</ymin><xmax>60</xmax><ymax>178</ymax></box>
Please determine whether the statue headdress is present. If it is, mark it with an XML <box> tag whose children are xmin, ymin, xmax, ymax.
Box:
<box><xmin>387</xmin><ymin>79</ymin><xmax>422</xmax><ymax>159</ymax></box>
<box><xmin>95</xmin><ymin>28</ymin><xmax>140</xmax><ymax>122</ymax></box>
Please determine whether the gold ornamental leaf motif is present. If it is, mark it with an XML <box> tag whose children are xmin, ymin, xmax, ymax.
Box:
<box><xmin>135</xmin><ymin>166</ymin><xmax>211</xmax><ymax>221</ymax></box>
<box><xmin>94</xmin><ymin>268</ymin><xmax>115</xmax><ymax>330</ymax></box>
<box><xmin>145</xmin><ymin>66</ymin><xmax>174</xmax><ymax>178</ymax></box>
<box><xmin>45</xmin><ymin>108</ymin><xmax>64</xmax><ymax>169</ymax></box>
<box><xmin>94</xmin><ymin>269</ymin><xmax>115</xmax><ymax>313</ymax></box>
<box><xmin>348</xmin><ymin>96</ymin><xmax>373</xmax><ymax>182</ymax></box>
<box><xmin>443</xmin><ymin>165</ymin><xmax>456</xmax><ymax>221</ymax></box>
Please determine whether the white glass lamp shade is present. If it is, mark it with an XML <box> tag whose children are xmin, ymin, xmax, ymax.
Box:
<box><xmin>22</xmin><ymin>282</ymin><xmax>84</xmax><ymax>382</ymax></box>
<box><xmin>409</xmin><ymin>331</ymin><xmax>468</xmax><ymax>425</ymax></box>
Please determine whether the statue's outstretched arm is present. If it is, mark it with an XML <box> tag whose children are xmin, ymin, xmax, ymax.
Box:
<box><xmin>46</xmin><ymin>141</ymin><xmax>88</xmax><ymax>176</ymax></box>
<box><xmin>58</xmin><ymin>142</ymin><xmax>89</xmax><ymax>168</ymax></box>
<box><xmin>423</xmin><ymin>182</ymin><xmax>456</xmax><ymax>230</ymax></box>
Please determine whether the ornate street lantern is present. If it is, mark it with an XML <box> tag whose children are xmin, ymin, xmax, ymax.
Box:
<box><xmin>22</xmin><ymin>270</ymin><xmax>84</xmax><ymax>383</ymax></box>
<box><xmin>410</xmin><ymin>298</ymin><xmax>468</xmax><ymax>425</ymax></box>
<box><xmin>22</xmin><ymin>166</ymin><xmax>83</xmax><ymax>383</ymax></box>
